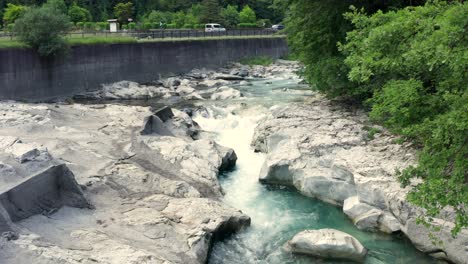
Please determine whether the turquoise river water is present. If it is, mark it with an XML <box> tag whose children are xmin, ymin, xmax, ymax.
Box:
<box><xmin>191</xmin><ymin>77</ymin><xmax>436</xmax><ymax>264</ymax></box>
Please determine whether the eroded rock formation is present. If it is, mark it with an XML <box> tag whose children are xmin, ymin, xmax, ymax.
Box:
<box><xmin>253</xmin><ymin>100</ymin><xmax>468</xmax><ymax>264</ymax></box>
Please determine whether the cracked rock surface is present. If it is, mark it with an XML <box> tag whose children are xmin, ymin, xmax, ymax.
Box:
<box><xmin>0</xmin><ymin>102</ymin><xmax>248</xmax><ymax>264</ymax></box>
<box><xmin>252</xmin><ymin>99</ymin><xmax>468</xmax><ymax>264</ymax></box>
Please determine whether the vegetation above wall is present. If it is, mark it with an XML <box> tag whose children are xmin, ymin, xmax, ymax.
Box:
<box><xmin>0</xmin><ymin>0</ymin><xmax>285</xmax><ymax>30</ymax></box>
<box><xmin>286</xmin><ymin>0</ymin><xmax>467</xmax><ymax>236</ymax></box>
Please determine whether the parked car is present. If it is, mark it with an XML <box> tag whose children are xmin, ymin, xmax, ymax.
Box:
<box><xmin>272</xmin><ymin>24</ymin><xmax>285</xmax><ymax>30</ymax></box>
<box><xmin>205</xmin><ymin>23</ymin><xmax>226</xmax><ymax>32</ymax></box>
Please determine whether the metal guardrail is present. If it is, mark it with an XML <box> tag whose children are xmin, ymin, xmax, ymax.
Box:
<box><xmin>0</xmin><ymin>29</ymin><xmax>282</xmax><ymax>40</ymax></box>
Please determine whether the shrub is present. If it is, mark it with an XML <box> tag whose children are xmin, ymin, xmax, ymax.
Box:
<box><xmin>239</xmin><ymin>5</ymin><xmax>256</xmax><ymax>23</ymax></box>
<box><xmin>96</xmin><ymin>22</ymin><xmax>109</xmax><ymax>31</ymax></box>
<box><xmin>14</xmin><ymin>6</ymin><xmax>71</xmax><ymax>57</ymax></box>
<box><xmin>166</xmin><ymin>23</ymin><xmax>176</xmax><ymax>29</ymax></box>
<box><xmin>182</xmin><ymin>24</ymin><xmax>193</xmax><ymax>29</ymax></box>
<box><xmin>83</xmin><ymin>22</ymin><xmax>95</xmax><ymax>31</ymax></box>
<box><xmin>121</xmin><ymin>24</ymin><xmax>128</xmax><ymax>30</ymax></box>
<box><xmin>76</xmin><ymin>21</ymin><xmax>84</xmax><ymax>30</ymax></box>
<box><xmin>142</xmin><ymin>22</ymin><xmax>152</xmax><ymax>30</ymax></box>
<box><xmin>128</xmin><ymin>22</ymin><xmax>136</xmax><ymax>30</ymax></box>
<box><xmin>68</xmin><ymin>3</ymin><xmax>92</xmax><ymax>23</ymax></box>
<box><xmin>237</xmin><ymin>23</ymin><xmax>257</xmax><ymax>28</ymax></box>
<box><xmin>6</xmin><ymin>23</ymin><xmax>15</xmax><ymax>32</ymax></box>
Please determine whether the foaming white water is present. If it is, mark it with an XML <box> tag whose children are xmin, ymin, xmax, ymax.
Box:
<box><xmin>194</xmin><ymin>105</ymin><xmax>266</xmax><ymax>213</ymax></box>
<box><xmin>194</xmin><ymin>104</ymin><xmax>297</xmax><ymax>263</ymax></box>
<box><xmin>194</xmin><ymin>81</ymin><xmax>435</xmax><ymax>264</ymax></box>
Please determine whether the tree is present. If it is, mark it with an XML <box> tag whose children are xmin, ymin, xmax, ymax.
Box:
<box><xmin>14</xmin><ymin>5</ymin><xmax>71</xmax><ymax>57</ymax></box>
<box><xmin>43</xmin><ymin>0</ymin><xmax>67</xmax><ymax>14</ymax></box>
<box><xmin>145</xmin><ymin>10</ymin><xmax>173</xmax><ymax>24</ymax></box>
<box><xmin>340</xmin><ymin>1</ymin><xmax>467</xmax><ymax>236</ymax></box>
<box><xmin>3</xmin><ymin>3</ymin><xmax>26</xmax><ymax>25</ymax></box>
<box><xmin>68</xmin><ymin>3</ymin><xmax>92</xmax><ymax>23</ymax></box>
<box><xmin>173</xmin><ymin>11</ymin><xmax>185</xmax><ymax>28</ymax></box>
<box><xmin>199</xmin><ymin>0</ymin><xmax>221</xmax><ymax>23</ymax></box>
<box><xmin>114</xmin><ymin>2</ymin><xmax>133</xmax><ymax>23</ymax></box>
<box><xmin>221</xmin><ymin>4</ymin><xmax>239</xmax><ymax>27</ymax></box>
<box><xmin>239</xmin><ymin>5</ymin><xmax>255</xmax><ymax>23</ymax></box>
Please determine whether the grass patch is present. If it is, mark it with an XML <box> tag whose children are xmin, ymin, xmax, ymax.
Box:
<box><xmin>0</xmin><ymin>34</ymin><xmax>286</xmax><ymax>49</ymax></box>
<box><xmin>240</xmin><ymin>55</ymin><xmax>274</xmax><ymax>66</ymax></box>
<box><xmin>67</xmin><ymin>36</ymin><xmax>137</xmax><ymax>46</ymax></box>
<box><xmin>363</xmin><ymin>125</ymin><xmax>382</xmax><ymax>140</ymax></box>
<box><xmin>0</xmin><ymin>38</ymin><xmax>29</xmax><ymax>49</ymax></box>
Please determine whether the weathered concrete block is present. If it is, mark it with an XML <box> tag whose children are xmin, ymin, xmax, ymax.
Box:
<box><xmin>0</xmin><ymin>164</ymin><xmax>91</xmax><ymax>222</ymax></box>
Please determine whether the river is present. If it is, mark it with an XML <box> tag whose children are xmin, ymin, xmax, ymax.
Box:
<box><xmin>191</xmin><ymin>77</ymin><xmax>435</xmax><ymax>264</ymax></box>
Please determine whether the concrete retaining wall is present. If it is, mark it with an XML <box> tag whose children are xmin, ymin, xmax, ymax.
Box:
<box><xmin>0</xmin><ymin>37</ymin><xmax>288</xmax><ymax>101</ymax></box>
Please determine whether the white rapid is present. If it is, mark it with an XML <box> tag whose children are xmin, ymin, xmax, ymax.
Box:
<box><xmin>192</xmin><ymin>80</ymin><xmax>436</xmax><ymax>264</ymax></box>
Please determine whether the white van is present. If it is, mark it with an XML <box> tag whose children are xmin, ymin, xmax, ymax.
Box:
<box><xmin>205</xmin><ymin>23</ymin><xmax>226</xmax><ymax>32</ymax></box>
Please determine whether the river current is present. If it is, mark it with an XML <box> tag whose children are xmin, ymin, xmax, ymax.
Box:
<box><xmin>190</xmin><ymin>77</ymin><xmax>435</xmax><ymax>264</ymax></box>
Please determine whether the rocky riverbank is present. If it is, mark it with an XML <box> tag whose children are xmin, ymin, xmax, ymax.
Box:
<box><xmin>0</xmin><ymin>61</ymin><xmax>300</xmax><ymax>264</ymax></box>
<box><xmin>0</xmin><ymin>60</ymin><xmax>466</xmax><ymax>264</ymax></box>
<box><xmin>252</xmin><ymin>98</ymin><xmax>468</xmax><ymax>263</ymax></box>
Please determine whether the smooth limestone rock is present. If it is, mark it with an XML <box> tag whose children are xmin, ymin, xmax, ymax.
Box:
<box><xmin>343</xmin><ymin>196</ymin><xmax>401</xmax><ymax>233</ymax></box>
<box><xmin>0</xmin><ymin>138</ymin><xmax>91</xmax><ymax>236</ymax></box>
<box><xmin>285</xmin><ymin>229</ymin><xmax>367</xmax><ymax>262</ymax></box>
<box><xmin>253</xmin><ymin>102</ymin><xmax>467</xmax><ymax>263</ymax></box>
<box><xmin>0</xmin><ymin>101</ymin><xmax>251</xmax><ymax>264</ymax></box>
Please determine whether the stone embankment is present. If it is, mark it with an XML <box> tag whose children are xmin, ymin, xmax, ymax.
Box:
<box><xmin>252</xmin><ymin>98</ymin><xmax>468</xmax><ymax>264</ymax></box>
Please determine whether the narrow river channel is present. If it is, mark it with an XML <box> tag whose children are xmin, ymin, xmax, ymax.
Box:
<box><xmin>192</xmin><ymin>78</ymin><xmax>435</xmax><ymax>264</ymax></box>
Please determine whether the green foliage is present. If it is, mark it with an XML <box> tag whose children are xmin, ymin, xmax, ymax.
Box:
<box><xmin>145</xmin><ymin>10</ymin><xmax>173</xmax><ymax>24</ymax></box>
<box><xmin>96</xmin><ymin>21</ymin><xmax>108</xmax><ymax>30</ymax></box>
<box><xmin>237</xmin><ymin>22</ymin><xmax>257</xmax><ymax>28</ymax></box>
<box><xmin>221</xmin><ymin>4</ymin><xmax>239</xmax><ymax>27</ymax></box>
<box><xmin>14</xmin><ymin>5</ymin><xmax>70</xmax><ymax>56</ymax></box>
<box><xmin>3</xmin><ymin>3</ymin><xmax>26</xmax><ymax>25</ymax></box>
<box><xmin>240</xmin><ymin>55</ymin><xmax>273</xmax><ymax>66</ymax></box>
<box><xmin>68</xmin><ymin>3</ymin><xmax>92</xmax><ymax>23</ymax></box>
<box><xmin>199</xmin><ymin>0</ymin><xmax>221</xmax><ymax>23</ymax></box>
<box><xmin>287</xmin><ymin>0</ymin><xmax>467</xmax><ymax>236</ymax></box>
<box><xmin>239</xmin><ymin>5</ymin><xmax>256</xmax><ymax>23</ymax></box>
<box><xmin>398</xmin><ymin>103</ymin><xmax>468</xmax><ymax>236</ymax></box>
<box><xmin>83</xmin><ymin>21</ymin><xmax>94</xmax><ymax>30</ymax></box>
<box><xmin>114</xmin><ymin>2</ymin><xmax>133</xmax><ymax>24</ymax></box>
<box><xmin>256</xmin><ymin>18</ymin><xmax>271</xmax><ymax>27</ymax></box>
<box><xmin>5</xmin><ymin>22</ymin><xmax>14</xmax><ymax>31</ymax></box>
<box><xmin>173</xmin><ymin>11</ymin><xmax>186</xmax><ymax>28</ymax></box>
<box><xmin>43</xmin><ymin>0</ymin><xmax>67</xmax><ymax>14</ymax></box>
<box><xmin>75</xmin><ymin>21</ymin><xmax>84</xmax><ymax>30</ymax></box>
<box><xmin>340</xmin><ymin>2</ymin><xmax>467</xmax><ymax>235</ymax></box>
<box><xmin>127</xmin><ymin>21</ymin><xmax>136</xmax><ymax>29</ymax></box>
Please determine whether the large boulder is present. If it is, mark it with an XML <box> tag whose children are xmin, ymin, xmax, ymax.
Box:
<box><xmin>285</xmin><ymin>229</ymin><xmax>367</xmax><ymax>262</ymax></box>
<box><xmin>0</xmin><ymin>138</ymin><xmax>91</xmax><ymax>235</ymax></box>
<box><xmin>253</xmin><ymin>102</ymin><xmax>468</xmax><ymax>263</ymax></box>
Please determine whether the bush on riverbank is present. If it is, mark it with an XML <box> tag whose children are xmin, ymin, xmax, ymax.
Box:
<box><xmin>287</xmin><ymin>0</ymin><xmax>467</xmax><ymax>235</ymax></box>
<box><xmin>14</xmin><ymin>4</ymin><xmax>70</xmax><ymax>56</ymax></box>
